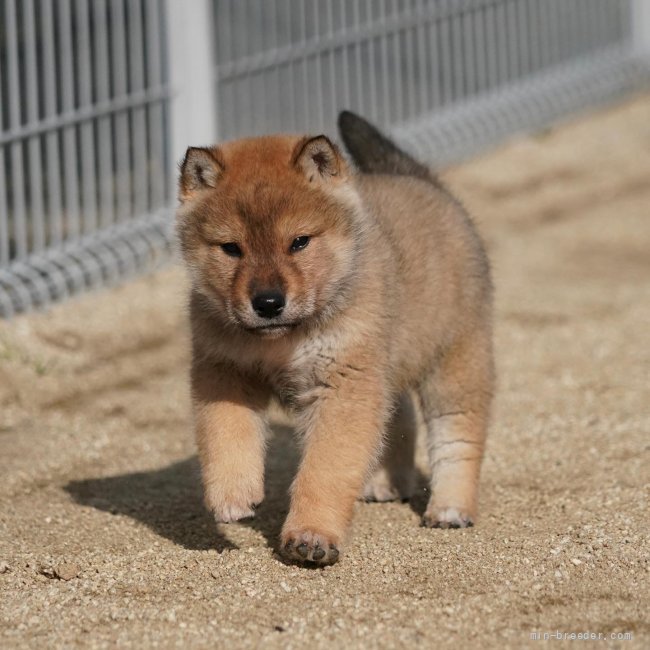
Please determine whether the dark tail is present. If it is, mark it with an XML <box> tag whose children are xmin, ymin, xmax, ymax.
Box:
<box><xmin>337</xmin><ymin>111</ymin><xmax>435</xmax><ymax>183</ymax></box>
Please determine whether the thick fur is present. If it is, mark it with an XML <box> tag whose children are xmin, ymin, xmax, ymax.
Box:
<box><xmin>177</xmin><ymin>113</ymin><xmax>494</xmax><ymax>565</ymax></box>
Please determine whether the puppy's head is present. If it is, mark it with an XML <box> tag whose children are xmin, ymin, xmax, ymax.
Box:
<box><xmin>177</xmin><ymin>135</ymin><xmax>364</xmax><ymax>338</ymax></box>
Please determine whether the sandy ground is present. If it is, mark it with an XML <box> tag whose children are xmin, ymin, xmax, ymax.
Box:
<box><xmin>1</xmin><ymin>95</ymin><xmax>649</xmax><ymax>649</ymax></box>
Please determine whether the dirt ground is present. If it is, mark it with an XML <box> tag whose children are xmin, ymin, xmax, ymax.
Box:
<box><xmin>1</xmin><ymin>95</ymin><xmax>649</xmax><ymax>650</ymax></box>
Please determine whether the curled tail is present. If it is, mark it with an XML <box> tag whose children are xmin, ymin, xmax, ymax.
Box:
<box><xmin>337</xmin><ymin>110</ymin><xmax>436</xmax><ymax>184</ymax></box>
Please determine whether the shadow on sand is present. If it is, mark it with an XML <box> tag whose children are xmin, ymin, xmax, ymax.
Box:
<box><xmin>65</xmin><ymin>424</ymin><xmax>299</xmax><ymax>553</ymax></box>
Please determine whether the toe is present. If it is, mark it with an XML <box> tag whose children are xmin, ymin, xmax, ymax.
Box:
<box><xmin>296</xmin><ymin>543</ymin><xmax>309</xmax><ymax>559</ymax></box>
<box><xmin>280</xmin><ymin>532</ymin><xmax>341</xmax><ymax>566</ymax></box>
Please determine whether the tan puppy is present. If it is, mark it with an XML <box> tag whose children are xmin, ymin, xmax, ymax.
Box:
<box><xmin>176</xmin><ymin>112</ymin><xmax>494</xmax><ymax>565</ymax></box>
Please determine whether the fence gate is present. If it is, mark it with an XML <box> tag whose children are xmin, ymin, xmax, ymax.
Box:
<box><xmin>1</xmin><ymin>0</ymin><xmax>649</xmax><ymax>317</ymax></box>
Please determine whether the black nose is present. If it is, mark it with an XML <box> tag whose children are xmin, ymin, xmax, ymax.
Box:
<box><xmin>251</xmin><ymin>290</ymin><xmax>285</xmax><ymax>319</ymax></box>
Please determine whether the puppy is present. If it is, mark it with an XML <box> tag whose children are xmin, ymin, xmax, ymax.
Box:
<box><xmin>176</xmin><ymin>112</ymin><xmax>494</xmax><ymax>565</ymax></box>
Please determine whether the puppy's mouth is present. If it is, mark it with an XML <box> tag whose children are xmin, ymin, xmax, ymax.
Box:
<box><xmin>243</xmin><ymin>321</ymin><xmax>302</xmax><ymax>336</ymax></box>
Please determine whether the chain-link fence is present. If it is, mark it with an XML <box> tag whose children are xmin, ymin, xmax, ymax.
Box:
<box><xmin>1</xmin><ymin>0</ymin><xmax>649</xmax><ymax>317</ymax></box>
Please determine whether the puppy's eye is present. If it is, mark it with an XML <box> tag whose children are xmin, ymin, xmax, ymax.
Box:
<box><xmin>290</xmin><ymin>236</ymin><xmax>310</xmax><ymax>253</ymax></box>
<box><xmin>220</xmin><ymin>242</ymin><xmax>242</xmax><ymax>257</ymax></box>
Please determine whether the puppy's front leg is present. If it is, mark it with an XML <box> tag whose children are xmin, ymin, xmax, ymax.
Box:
<box><xmin>281</xmin><ymin>370</ymin><xmax>388</xmax><ymax>565</ymax></box>
<box><xmin>192</xmin><ymin>360</ymin><xmax>269</xmax><ymax>523</ymax></box>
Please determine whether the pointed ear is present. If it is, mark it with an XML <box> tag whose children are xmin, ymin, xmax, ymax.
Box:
<box><xmin>293</xmin><ymin>136</ymin><xmax>345</xmax><ymax>183</ymax></box>
<box><xmin>178</xmin><ymin>147</ymin><xmax>224</xmax><ymax>202</ymax></box>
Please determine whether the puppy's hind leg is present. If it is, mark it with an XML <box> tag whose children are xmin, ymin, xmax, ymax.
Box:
<box><xmin>362</xmin><ymin>393</ymin><xmax>416</xmax><ymax>502</ymax></box>
<box><xmin>417</xmin><ymin>332</ymin><xmax>493</xmax><ymax>528</ymax></box>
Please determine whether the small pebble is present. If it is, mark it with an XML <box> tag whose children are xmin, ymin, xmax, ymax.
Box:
<box><xmin>55</xmin><ymin>563</ymin><xmax>80</xmax><ymax>581</ymax></box>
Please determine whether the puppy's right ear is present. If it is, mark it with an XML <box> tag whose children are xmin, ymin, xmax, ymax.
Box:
<box><xmin>178</xmin><ymin>147</ymin><xmax>224</xmax><ymax>203</ymax></box>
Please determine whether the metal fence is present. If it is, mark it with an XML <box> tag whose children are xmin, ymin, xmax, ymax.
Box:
<box><xmin>0</xmin><ymin>0</ymin><xmax>171</xmax><ymax>317</ymax></box>
<box><xmin>1</xmin><ymin>0</ymin><xmax>649</xmax><ymax>317</ymax></box>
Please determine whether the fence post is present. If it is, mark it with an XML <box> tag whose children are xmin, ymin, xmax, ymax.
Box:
<box><xmin>633</xmin><ymin>0</ymin><xmax>650</xmax><ymax>58</ymax></box>
<box><xmin>166</xmin><ymin>0</ymin><xmax>218</xmax><ymax>173</ymax></box>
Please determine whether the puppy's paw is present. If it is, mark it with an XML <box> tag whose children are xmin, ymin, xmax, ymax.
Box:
<box><xmin>362</xmin><ymin>467</ymin><xmax>414</xmax><ymax>502</ymax></box>
<box><xmin>204</xmin><ymin>479</ymin><xmax>264</xmax><ymax>524</ymax></box>
<box><xmin>422</xmin><ymin>506</ymin><xmax>475</xmax><ymax>529</ymax></box>
<box><xmin>362</xmin><ymin>482</ymin><xmax>401</xmax><ymax>502</ymax></box>
<box><xmin>280</xmin><ymin>529</ymin><xmax>340</xmax><ymax>566</ymax></box>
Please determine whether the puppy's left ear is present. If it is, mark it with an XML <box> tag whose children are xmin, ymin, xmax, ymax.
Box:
<box><xmin>293</xmin><ymin>136</ymin><xmax>346</xmax><ymax>183</ymax></box>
